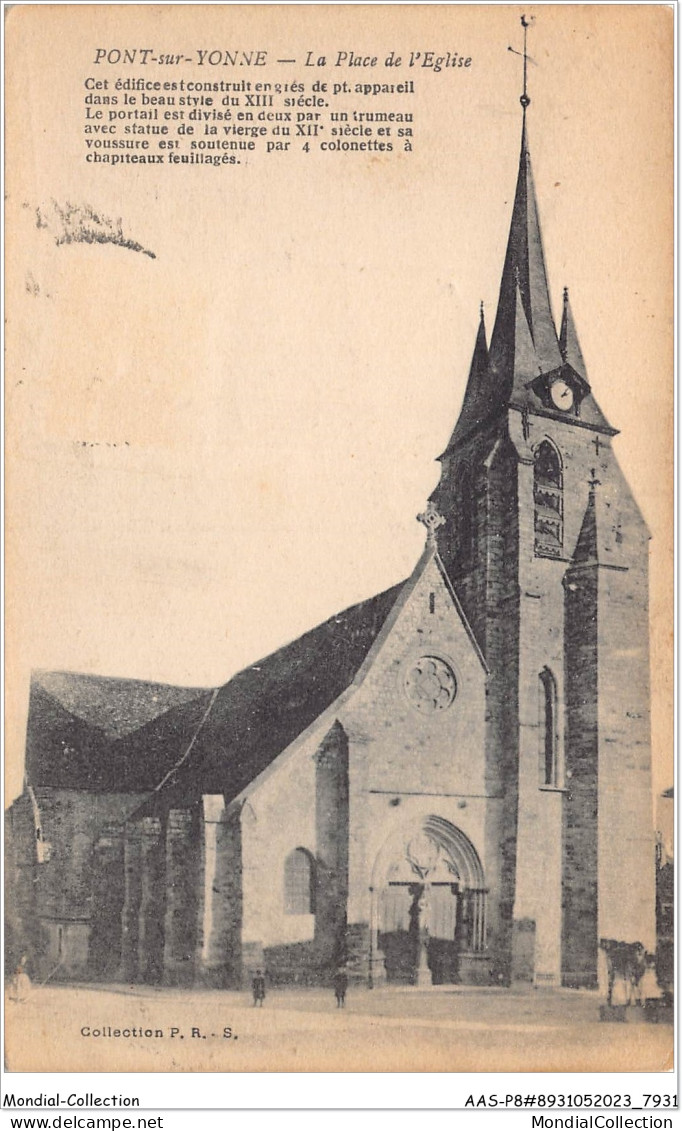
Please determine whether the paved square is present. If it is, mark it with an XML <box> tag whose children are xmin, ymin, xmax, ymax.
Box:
<box><xmin>5</xmin><ymin>983</ymin><xmax>673</xmax><ymax>1073</ymax></box>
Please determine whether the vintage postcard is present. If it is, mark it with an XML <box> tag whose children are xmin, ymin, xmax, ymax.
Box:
<box><xmin>4</xmin><ymin>4</ymin><xmax>674</xmax><ymax>1075</ymax></box>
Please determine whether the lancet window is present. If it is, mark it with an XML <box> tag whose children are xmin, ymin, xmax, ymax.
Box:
<box><xmin>534</xmin><ymin>441</ymin><xmax>563</xmax><ymax>556</ymax></box>
<box><xmin>284</xmin><ymin>847</ymin><xmax>316</xmax><ymax>915</ymax></box>
<box><xmin>539</xmin><ymin>667</ymin><xmax>559</xmax><ymax>787</ymax></box>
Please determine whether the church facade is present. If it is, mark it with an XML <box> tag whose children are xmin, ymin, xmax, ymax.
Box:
<box><xmin>6</xmin><ymin>94</ymin><xmax>655</xmax><ymax>992</ymax></box>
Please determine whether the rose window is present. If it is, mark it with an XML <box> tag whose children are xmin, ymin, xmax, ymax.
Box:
<box><xmin>404</xmin><ymin>656</ymin><xmax>457</xmax><ymax>713</ymax></box>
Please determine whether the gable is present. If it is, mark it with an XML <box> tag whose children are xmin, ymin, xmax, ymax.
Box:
<box><xmin>352</xmin><ymin>548</ymin><xmax>488</xmax><ymax>694</ymax></box>
<box><xmin>334</xmin><ymin>548</ymin><xmax>489</xmax><ymax>799</ymax></box>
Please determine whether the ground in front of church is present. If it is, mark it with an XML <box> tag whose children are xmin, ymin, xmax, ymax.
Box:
<box><xmin>5</xmin><ymin>982</ymin><xmax>673</xmax><ymax>1073</ymax></box>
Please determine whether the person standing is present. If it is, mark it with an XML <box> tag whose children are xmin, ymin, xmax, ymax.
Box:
<box><xmin>252</xmin><ymin>969</ymin><xmax>266</xmax><ymax>1007</ymax></box>
<box><xmin>333</xmin><ymin>968</ymin><xmax>348</xmax><ymax>1008</ymax></box>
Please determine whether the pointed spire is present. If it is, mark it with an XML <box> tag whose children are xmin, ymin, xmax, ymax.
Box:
<box><xmin>489</xmin><ymin>119</ymin><xmax>563</xmax><ymax>388</ymax></box>
<box><xmin>438</xmin><ymin>304</ymin><xmax>489</xmax><ymax>454</ymax></box>
<box><xmin>469</xmin><ymin>302</ymin><xmax>489</xmax><ymax>387</ymax></box>
<box><xmin>434</xmin><ymin>19</ymin><xmax>617</xmax><ymax>453</ymax></box>
<box><xmin>512</xmin><ymin>278</ymin><xmax>542</xmax><ymax>386</ymax></box>
<box><xmin>572</xmin><ymin>474</ymin><xmax>600</xmax><ymax>565</ymax></box>
<box><xmin>560</xmin><ymin>287</ymin><xmax>587</xmax><ymax>382</ymax></box>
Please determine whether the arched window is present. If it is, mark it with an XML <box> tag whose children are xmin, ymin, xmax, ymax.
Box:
<box><xmin>539</xmin><ymin>668</ymin><xmax>559</xmax><ymax>787</ymax></box>
<box><xmin>534</xmin><ymin>441</ymin><xmax>563</xmax><ymax>557</ymax></box>
<box><xmin>284</xmin><ymin>848</ymin><xmax>316</xmax><ymax>915</ymax></box>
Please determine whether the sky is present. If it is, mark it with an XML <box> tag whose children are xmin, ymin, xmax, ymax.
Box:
<box><xmin>5</xmin><ymin>5</ymin><xmax>673</xmax><ymax>804</ymax></box>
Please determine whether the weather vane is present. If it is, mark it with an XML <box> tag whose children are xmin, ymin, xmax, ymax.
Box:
<box><xmin>508</xmin><ymin>14</ymin><xmax>536</xmax><ymax>111</ymax></box>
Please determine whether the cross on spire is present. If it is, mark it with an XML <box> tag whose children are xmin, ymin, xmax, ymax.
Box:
<box><xmin>508</xmin><ymin>14</ymin><xmax>535</xmax><ymax>113</ymax></box>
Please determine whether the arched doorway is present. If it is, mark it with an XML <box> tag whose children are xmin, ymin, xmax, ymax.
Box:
<box><xmin>371</xmin><ymin>816</ymin><xmax>486</xmax><ymax>986</ymax></box>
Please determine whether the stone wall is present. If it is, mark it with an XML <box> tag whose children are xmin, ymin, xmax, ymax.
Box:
<box><xmin>238</xmin><ymin>546</ymin><xmax>492</xmax><ymax>986</ymax></box>
<box><xmin>5</xmin><ymin>798</ymin><xmax>41</xmax><ymax>975</ymax></box>
<box><xmin>562</xmin><ymin>558</ymin><xmax>599</xmax><ymax>986</ymax></box>
<box><xmin>596</xmin><ymin>551</ymin><xmax>655</xmax><ymax>953</ymax></box>
<box><xmin>162</xmin><ymin>807</ymin><xmax>201</xmax><ymax>985</ymax></box>
<box><xmin>6</xmin><ymin>788</ymin><xmax>144</xmax><ymax>981</ymax></box>
<box><xmin>90</xmin><ymin>823</ymin><xmax>126</xmax><ymax>980</ymax></box>
<box><xmin>314</xmin><ymin>721</ymin><xmax>349</xmax><ymax>972</ymax></box>
<box><xmin>196</xmin><ymin>797</ymin><xmax>243</xmax><ymax>988</ymax></box>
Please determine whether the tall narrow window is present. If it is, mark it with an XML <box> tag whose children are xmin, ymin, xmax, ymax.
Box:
<box><xmin>284</xmin><ymin>848</ymin><xmax>316</xmax><ymax>915</ymax></box>
<box><xmin>539</xmin><ymin>667</ymin><xmax>559</xmax><ymax>786</ymax></box>
<box><xmin>534</xmin><ymin>441</ymin><xmax>563</xmax><ymax>557</ymax></box>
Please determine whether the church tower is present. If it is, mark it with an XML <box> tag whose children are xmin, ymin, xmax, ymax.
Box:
<box><xmin>430</xmin><ymin>23</ymin><xmax>655</xmax><ymax>986</ymax></box>
<box><xmin>7</xmin><ymin>20</ymin><xmax>657</xmax><ymax>1002</ymax></box>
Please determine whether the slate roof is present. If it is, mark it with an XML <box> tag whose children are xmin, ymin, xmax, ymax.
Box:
<box><xmin>25</xmin><ymin>582</ymin><xmax>404</xmax><ymax>799</ymax></box>
<box><xmin>488</xmin><ymin>118</ymin><xmax>563</xmax><ymax>385</ymax></box>
<box><xmin>129</xmin><ymin>581</ymin><xmax>404</xmax><ymax>813</ymax></box>
<box><xmin>32</xmin><ymin>671</ymin><xmax>207</xmax><ymax>738</ymax></box>
<box><xmin>25</xmin><ymin>674</ymin><xmax>211</xmax><ymax>792</ymax></box>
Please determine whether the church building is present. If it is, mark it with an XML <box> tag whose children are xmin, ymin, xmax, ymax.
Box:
<box><xmin>6</xmin><ymin>74</ymin><xmax>655</xmax><ymax>992</ymax></box>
